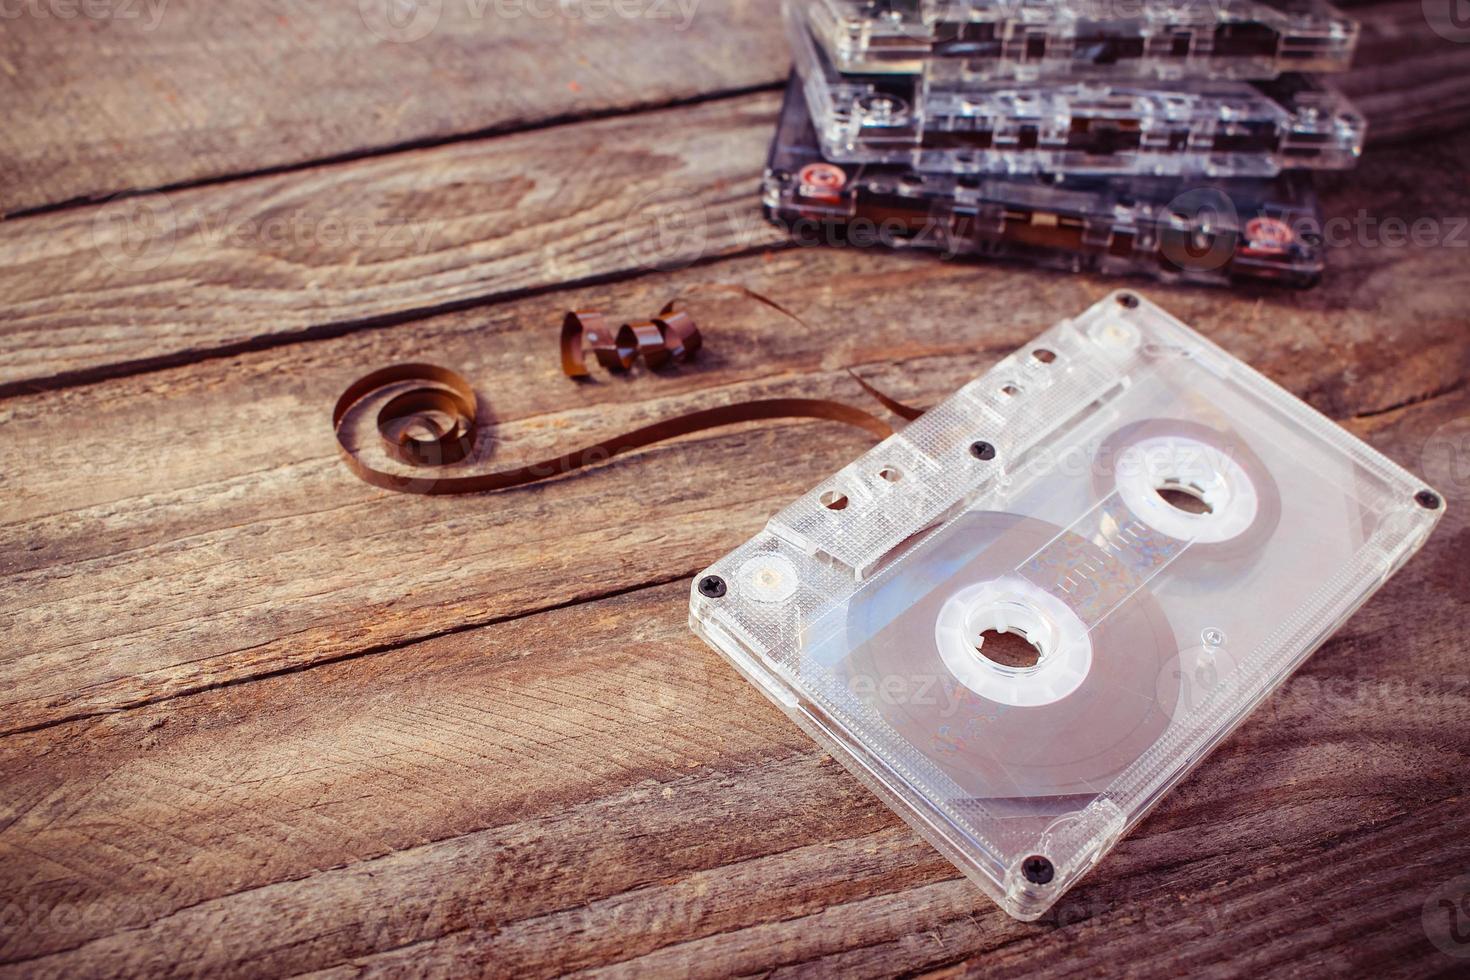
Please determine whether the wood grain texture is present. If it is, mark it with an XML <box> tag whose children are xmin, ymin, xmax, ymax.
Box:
<box><xmin>0</xmin><ymin>0</ymin><xmax>1462</xmax><ymax>221</ymax></box>
<box><xmin>2</xmin><ymin>126</ymin><xmax>1469</xmax><ymax>736</ymax></box>
<box><xmin>4</xmin><ymin>5</ymin><xmax>1470</xmax><ymax>972</ymax></box>
<box><xmin>3</xmin><ymin>1</ymin><xmax>1470</xmax><ymax>394</ymax></box>
<box><xmin>0</xmin><ymin>92</ymin><xmax>785</xmax><ymax>394</ymax></box>
<box><xmin>1337</xmin><ymin>0</ymin><xmax>1470</xmax><ymax>143</ymax></box>
<box><xmin>1</xmin><ymin>375</ymin><xmax>1466</xmax><ymax>975</ymax></box>
<box><xmin>0</xmin><ymin>0</ymin><xmax>788</xmax><ymax>216</ymax></box>
<box><xmin>1340</xmin><ymin>0</ymin><xmax>1470</xmax><ymax>143</ymax></box>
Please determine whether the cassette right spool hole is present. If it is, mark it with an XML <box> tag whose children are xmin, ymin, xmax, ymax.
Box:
<box><xmin>1094</xmin><ymin>419</ymin><xmax>1281</xmax><ymax>563</ymax></box>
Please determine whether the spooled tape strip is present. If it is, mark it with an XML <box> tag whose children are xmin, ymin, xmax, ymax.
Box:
<box><xmin>338</xmin><ymin>290</ymin><xmax>925</xmax><ymax>496</ymax></box>
<box><xmin>335</xmin><ymin>365</ymin><xmax>906</xmax><ymax>496</ymax></box>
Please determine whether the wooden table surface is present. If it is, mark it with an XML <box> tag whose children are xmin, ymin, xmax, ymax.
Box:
<box><xmin>3</xmin><ymin>1</ymin><xmax>1469</xmax><ymax>976</ymax></box>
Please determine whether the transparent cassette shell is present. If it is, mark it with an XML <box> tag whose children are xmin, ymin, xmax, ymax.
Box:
<box><xmin>788</xmin><ymin>0</ymin><xmax>1366</xmax><ymax>177</ymax></box>
<box><xmin>805</xmin><ymin>0</ymin><xmax>1360</xmax><ymax>80</ymax></box>
<box><xmin>689</xmin><ymin>292</ymin><xmax>1443</xmax><ymax>920</ymax></box>
<box><xmin>764</xmin><ymin>74</ymin><xmax>1325</xmax><ymax>287</ymax></box>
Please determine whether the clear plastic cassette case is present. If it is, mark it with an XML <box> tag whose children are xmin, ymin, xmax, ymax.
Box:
<box><xmin>788</xmin><ymin>0</ymin><xmax>1365</xmax><ymax>177</ymax></box>
<box><xmin>689</xmin><ymin>292</ymin><xmax>1443</xmax><ymax>920</ymax></box>
<box><xmin>765</xmin><ymin>74</ymin><xmax>1325</xmax><ymax>287</ymax></box>
<box><xmin>804</xmin><ymin>0</ymin><xmax>1360</xmax><ymax>80</ymax></box>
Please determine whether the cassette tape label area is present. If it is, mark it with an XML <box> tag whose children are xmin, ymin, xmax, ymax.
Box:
<box><xmin>689</xmin><ymin>293</ymin><xmax>1442</xmax><ymax>920</ymax></box>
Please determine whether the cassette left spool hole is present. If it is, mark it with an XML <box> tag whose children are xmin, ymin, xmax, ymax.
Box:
<box><xmin>838</xmin><ymin>511</ymin><xmax>1179</xmax><ymax>800</ymax></box>
<box><xmin>935</xmin><ymin>577</ymin><xmax>1094</xmax><ymax>708</ymax></box>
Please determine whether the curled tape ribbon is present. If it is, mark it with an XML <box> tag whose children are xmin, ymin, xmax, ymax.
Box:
<box><xmin>560</xmin><ymin>304</ymin><xmax>703</xmax><ymax>378</ymax></box>
<box><xmin>336</xmin><ymin>289</ymin><xmax>924</xmax><ymax>496</ymax></box>
<box><xmin>334</xmin><ymin>363</ymin><xmax>923</xmax><ymax>496</ymax></box>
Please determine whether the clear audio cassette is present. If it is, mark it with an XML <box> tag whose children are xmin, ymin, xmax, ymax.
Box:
<box><xmin>765</xmin><ymin>74</ymin><xmax>1325</xmax><ymax>287</ymax></box>
<box><xmin>803</xmin><ymin>0</ymin><xmax>1360</xmax><ymax>81</ymax></box>
<box><xmin>788</xmin><ymin>0</ymin><xmax>1366</xmax><ymax>177</ymax></box>
<box><xmin>689</xmin><ymin>292</ymin><xmax>1443</xmax><ymax>920</ymax></box>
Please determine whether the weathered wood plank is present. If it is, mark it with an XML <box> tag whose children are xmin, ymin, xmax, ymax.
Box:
<box><xmin>0</xmin><ymin>0</ymin><xmax>787</xmax><ymax>216</ymax></box>
<box><xmin>0</xmin><ymin>92</ymin><xmax>786</xmax><ymax>394</ymax></box>
<box><xmin>2</xmin><ymin>135</ymin><xmax>1469</xmax><ymax>736</ymax></box>
<box><xmin>0</xmin><ymin>254</ymin><xmax>1067</xmax><ymax>737</ymax></box>
<box><xmin>0</xmin><ymin>0</ymin><xmax>1460</xmax><ymax>222</ymax></box>
<box><xmin>3</xmin><ymin>4</ymin><xmax>1468</xmax><ymax>975</ymax></box>
<box><xmin>1</xmin><ymin>378</ymin><xmax>1465</xmax><ymax>975</ymax></box>
<box><xmin>3</xmin><ymin>5</ymin><xmax>1470</xmax><ymax>395</ymax></box>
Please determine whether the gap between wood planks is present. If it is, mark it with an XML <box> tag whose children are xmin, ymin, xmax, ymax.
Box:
<box><xmin>0</xmin><ymin>0</ymin><xmax>1455</xmax><ymax>222</ymax></box>
<box><xmin>0</xmin><ymin>567</ymin><xmax>700</xmax><ymax>737</ymax></box>
<box><xmin>0</xmin><ymin>257</ymin><xmax>1464</xmax><ymax>974</ymax></box>
<box><xmin>3</xmin><ymin>112</ymin><xmax>1468</xmax><ymax>399</ymax></box>
<box><xmin>0</xmin><ymin>81</ymin><xmax>786</xmax><ymax>226</ymax></box>
<box><xmin>0</xmin><ymin>239</ymin><xmax>795</xmax><ymax>402</ymax></box>
<box><xmin>0</xmin><ymin>91</ymin><xmax>791</xmax><ymax>392</ymax></box>
<box><xmin>0</xmin><ymin>0</ymin><xmax>796</xmax><ymax>216</ymax></box>
<box><xmin>5</xmin><ymin>375</ymin><xmax>1466</xmax><ymax>740</ymax></box>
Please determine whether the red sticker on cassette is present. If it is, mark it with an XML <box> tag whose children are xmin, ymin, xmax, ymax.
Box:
<box><xmin>798</xmin><ymin>163</ymin><xmax>847</xmax><ymax>203</ymax></box>
<box><xmin>1244</xmin><ymin>216</ymin><xmax>1295</xmax><ymax>254</ymax></box>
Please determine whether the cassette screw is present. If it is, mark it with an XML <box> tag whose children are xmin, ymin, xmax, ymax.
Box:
<box><xmin>1022</xmin><ymin>855</ymin><xmax>1055</xmax><ymax>885</ymax></box>
<box><xmin>969</xmin><ymin>441</ymin><xmax>997</xmax><ymax>461</ymax></box>
<box><xmin>1415</xmin><ymin>489</ymin><xmax>1442</xmax><ymax>510</ymax></box>
<box><xmin>1202</xmin><ymin>628</ymin><xmax>1225</xmax><ymax>647</ymax></box>
<box><xmin>698</xmin><ymin>575</ymin><xmax>727</xmax><ymax>599</ymax></box>
<box><xmin>1117</xmin><ymin>293</ymin><xmax>1140</xmax><ymax>309</ymax></box>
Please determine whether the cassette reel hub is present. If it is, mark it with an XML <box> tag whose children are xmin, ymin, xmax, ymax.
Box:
<box><xmin>1114</xmin><ymin>433</ymin><xmax>1261</xmax><ymax>545</ymax></box>
<box><xmin>935</xmin><ymin>576</ymin><xmax>1093</xmax><ymax>708</ymax></box>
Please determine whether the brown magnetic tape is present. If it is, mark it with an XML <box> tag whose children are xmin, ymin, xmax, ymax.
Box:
<box><xmin>334</xmin><ymin>363</ymin><xmax>910</xmax><ymax>496</ymax></box>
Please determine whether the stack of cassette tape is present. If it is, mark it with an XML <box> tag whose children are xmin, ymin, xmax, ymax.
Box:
<box><xmin>768</xmin><ymin>0</ymin><xmax>1367</xmax><ymax>286</ymax></box>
